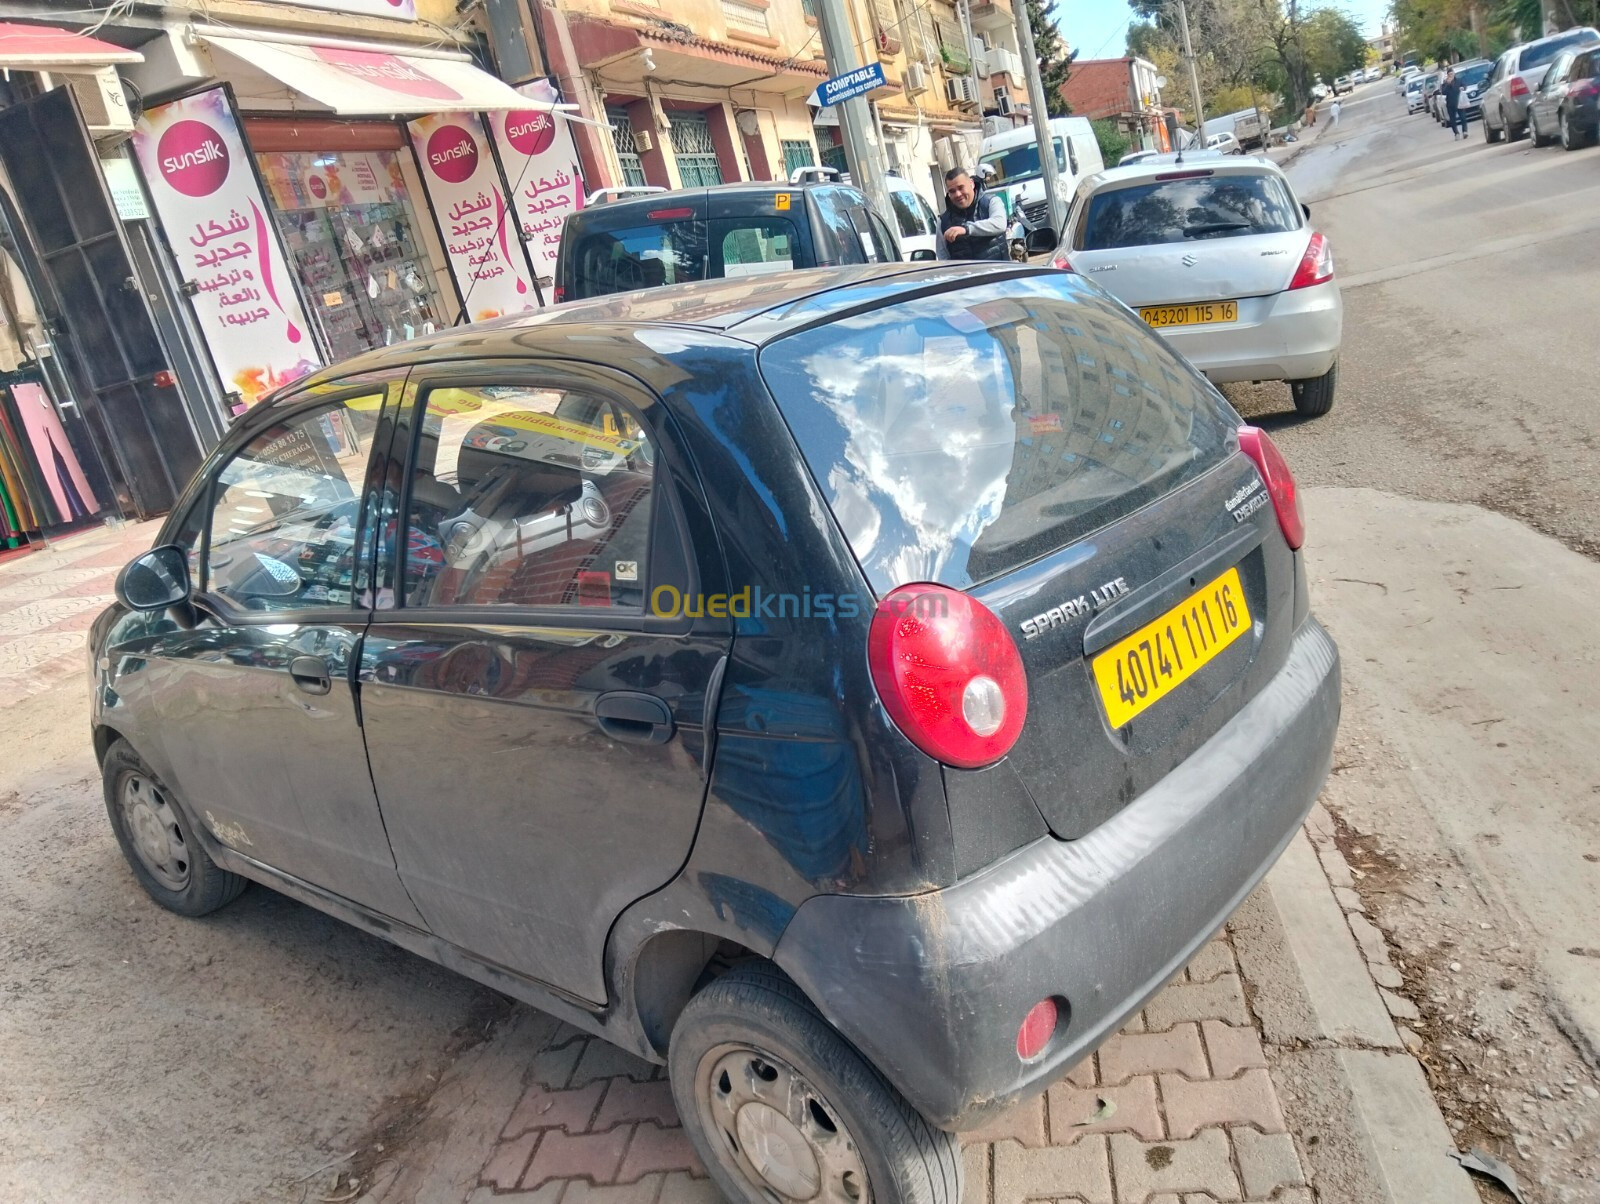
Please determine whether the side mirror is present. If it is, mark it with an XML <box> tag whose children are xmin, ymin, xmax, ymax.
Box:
<box><xmin>910</xmin><ymin>248</ymin><xmax>937</xmax><ymax>261</ymax></box>
<box><xmin>115</xmin><ymin>545</ymin><xmax>192</xmax><ymax>612</ymax></box>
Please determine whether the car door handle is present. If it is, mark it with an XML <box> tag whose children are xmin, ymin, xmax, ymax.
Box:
<box><xmin>594</xmin><ymin>691</ymin><xmax>674</xmax><ymax>745</ymax></box>
<box><xmin>289</xmin><ymin>655</ymin><xmax>333</xmax><ymax>696</ymax></box>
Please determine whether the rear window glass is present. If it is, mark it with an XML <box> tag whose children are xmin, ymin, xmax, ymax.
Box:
<box><xmin>719</xmin><ymin>218</ymin><xmax>797</xmax><ymax>279</ymax></box>
<box><xmin>981</xmin><ymin>138</ymin><xmax>1067</xmax><ymax>184</ymax></box>
<box><xmin>568</xmin><ymin>220</ymin><xmax>706</xmax><ymax>300</ymax></box>
<box><xmin>1523</xmin><ymin>32</ymin><xmax>1598</xmax><ymax>70</ymax></box>
<box><xmin>758</xmin><ymin>275</ymin><xmax>1236</xmax><ymax>592</ymax></box>
<box><xmin>1079</xmin><ymin>173</ymin><xmax>1300</xmax><ymax>250</ymax></box>
<box><xmin>1457</xmin><ymin>63</ymin><xmax>1492</xmax><ymax>85</ymax></box>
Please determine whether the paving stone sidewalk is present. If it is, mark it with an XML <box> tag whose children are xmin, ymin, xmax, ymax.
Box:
<box><xmin>464</xmin><ymin>935</ymin><xmax>1311</xmax><ymax>1204</ymax></box>
<box><xmin>0</xmin><ymin>520</ymin><xmax>160</xmax><ymax>710</ymax></box>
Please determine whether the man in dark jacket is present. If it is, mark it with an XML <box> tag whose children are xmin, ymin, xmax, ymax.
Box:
<box><xmin>939</xmin><ymin>168</ymin><xmax>1008</xmax><ymax>261</ymax></box>
<box><xmin>1440</xmin><ymin>68</ymin><xmax>1467</xmax><ymax>139</ymax></box>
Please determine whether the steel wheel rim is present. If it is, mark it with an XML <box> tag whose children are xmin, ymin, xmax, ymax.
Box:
<box><xmin>695</xmin><ymin>1042</ymin><xmax>871</xmax><ymax>1204</ymax></box>
<box><xmin>121</xmin><ymin>772</ymin><xmax>190</xmax><ymax>892</ymax></box>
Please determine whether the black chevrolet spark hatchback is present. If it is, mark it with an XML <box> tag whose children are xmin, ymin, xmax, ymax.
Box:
<box><xmin>93</xmin><ymin>263</ymin><xmax>1338</xmax><ymax>1204</ymax></box>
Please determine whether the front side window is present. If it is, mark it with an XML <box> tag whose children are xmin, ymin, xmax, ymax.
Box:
<box><xmin>1078</xmin><ymin>173</ymin><xmax>1301</xmax><ymax>250</ymax></box>
<box><xmin>400</xmin><ymin>384</ymin><xmax>656</xmax><ymax>610</ymax></box>
<box><xmin>980</xmin><ymin>138</ymin><xmax>1066</xmax><ymax>184</ymax></box>
<box><xmin>203</xmin><ymin>395</ymin><xmax>384</xmax><ymax>612</ymax></box>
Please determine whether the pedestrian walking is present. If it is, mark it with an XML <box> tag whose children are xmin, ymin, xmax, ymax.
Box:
<box><xmin>938</xmin><ymin>168</ymin><xmax>1008</xmax><ymax>261</ymax></box>
<box><xmin>1330</xmin><ymin>99</ymin><xmax>1342</xmax><ymax>125</ymax></box>
<box><xmin>1440</xmin><ymin>68</ymin><xmax>1467</xmax><ymax>139</ymax></box>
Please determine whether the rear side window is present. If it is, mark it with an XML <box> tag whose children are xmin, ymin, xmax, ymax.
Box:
<box><xmin>889</xmin><ymin>189</ymin><xmax>928</xmax><ymax>238</ymax></box>
<box><xmin>568</xmin><ymin>220</ymin><xmax>706</xmax><ymax>300</ymax></box>
<box><xmin>716</xmin><ymin>217</ymin><xmax>797</xmax><ymax>279</ymax></box>
<box><xmin>1523</xmin><ymin>32</ymin><xmax>1598</xmax><ymax>70</ymax></box>
<box><xmin>759</xmin><ymin>275</ymin><xmax>1236</xmax><ymax>592</ymax></box>
<box><xmin>1079</xmin><ymin>173</ymin><xmax>1300</xmax><ymax>250</ymax></box>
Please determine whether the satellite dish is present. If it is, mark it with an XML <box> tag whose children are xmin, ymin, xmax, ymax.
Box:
<box><xmin>1155</xmin><ymin>75</ymin><xmax>1168</xmax><ymax>88</ymax></box>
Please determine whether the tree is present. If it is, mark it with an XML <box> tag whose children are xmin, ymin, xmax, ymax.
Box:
<box><xmin>1027</xmin><ymin>0</ymin><xmax>1076</xmax><ymax>116</ymax></box>
<box><xmin>1091</xmin><ymin>118</ymin><xmax>1132</xmax><ymax>164</ymax></box>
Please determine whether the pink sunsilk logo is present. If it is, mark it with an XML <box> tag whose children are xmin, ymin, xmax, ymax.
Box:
<box><xmin>157</xmin><ymin>120</ymin><xmax>230</xmax><ymax>198</ymax></box>
<box><xmin>503</xmin><ymin>111</ymin><xmax>556</xmax><ymax>156</ymax></box>
<box><xmin>312</xmin><ymin>46</ymin><xmax>460</xmax><ymax>102</ymax></box>
<box><xmin>426</xmin><ymin>125</ymin><xmax>479</xmax><ymax>184</ymax></box>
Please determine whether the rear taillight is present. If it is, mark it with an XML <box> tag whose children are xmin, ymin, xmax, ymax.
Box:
<box><xmin>1237</xmin><ymin>426</ymin><xmax>1305</xmax><ymax>550</ymax></box>
<box><xmin>1572</xmin><ymin>80</ymin><xmax>1599</xmax><ymax>99</ymax></box>
<box><xmin>1288</xmin><ymin>231</ymin><xmax>1333</xmax><ymax>290</ymax></box>
<box><xmin>1050</xmin><ymin>250</ymin><xmax>1075</xmax><ymax>271</ymax></box>
<box><xmin>553</xmin><ymin>285</ymin><xmax>565</xmax><ymax>303</ymax></box>
<box><xmin>1509</xmin><ymin>75</ymin><xmax>1529</xmax><ymax>98</ymax></box>
<box><xmin>1016</xmin><ymin>998</ymin><xmax>1060</xmax><ymax>1061</ymax></box>
<box><xmin>868</xmin><ymin>583</ymin><xmax>1028</xmax><ymax>769</ymax></box>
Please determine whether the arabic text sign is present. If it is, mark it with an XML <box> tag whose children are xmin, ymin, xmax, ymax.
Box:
<box><xmin>814</xmin><ymin>62</ymin><xmax>887</xmax><ymax>108</ymax></box>
<box><xmin>487</xmin><ymin>81</ymin><xmax>585</xmax><ymax>282</ymax></box>
<box><xmin>408</xmin><ymin>112</ymin><xmax>541</xmax><ymax>320</ymax></box>
<box><xmin>131</xmin><ymin>87</ymin><xmax>321</xmax><ymax>407</ymax></box>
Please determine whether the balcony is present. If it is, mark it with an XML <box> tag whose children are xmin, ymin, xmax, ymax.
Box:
<box><xmin>984</xmin><ymin>46</ymin><xmax>1024</xmax><ymax>79</ymax></box>
<box><xmin>968</xmin><ymin>0</ymin><xmax>1013</xmax><ymax>33</ymax></box>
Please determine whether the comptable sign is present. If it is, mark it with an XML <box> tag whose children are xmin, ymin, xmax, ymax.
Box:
<box><xmin>408</xmin><ymin>111</ymin><xmax>541</xmax><ymax>319</ymax></box>
<box><xmin>132</xmin><ymin>87</ymin><xmax>321</xmax><ymax>408</ymax></box>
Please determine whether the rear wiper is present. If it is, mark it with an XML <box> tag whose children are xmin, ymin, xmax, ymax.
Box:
<box><xmin>1183</xmin><ymin>221</ymin><xmax>1253</xmax><ymax>237</ymax></box>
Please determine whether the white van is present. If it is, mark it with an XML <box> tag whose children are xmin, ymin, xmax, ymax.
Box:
<box><xmin>979</xmin><ymin>116</ymin><xmax>1104</xmax><ymax>252</ymax></box>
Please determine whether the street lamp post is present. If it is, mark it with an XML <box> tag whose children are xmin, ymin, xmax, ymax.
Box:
<box><xmin>810</xmin><ymin>0</ymin><xmax>893</xmax><ymax>219</ymax></box>
<box><xmin>1013</xmin><ymin>0</ymin><xmax>1067</xmax><ymax>234</ymax></box>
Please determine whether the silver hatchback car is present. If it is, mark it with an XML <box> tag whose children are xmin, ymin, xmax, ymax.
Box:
<box><xmin>1052</xmin><ymin>154</ymin><xmax>1342</xmax><ymax>417</ymax></box>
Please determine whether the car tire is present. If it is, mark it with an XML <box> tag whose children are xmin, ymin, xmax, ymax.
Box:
<box><xmin>669</xmin><ymin>962</ymin><xmax>962</xmax><ymax>1204</ymax></box>
<box><xmin>102</xmin><ymin>739</ymin><xmax>249</xmax><ymax>917</ymax></box>
<box><xmin>1290</xmin><ymin>362</ymin><xmax>1338</xmax><ymax>418</ymax></box>
<box><xmin>1560</xmin><ymin>110</ymin><xmax>1587</xmax><ymax>150</ymax></box>
<box><xmin>1485</xmin><ymin>113</ymin><xmax>1503</xmax><ymax>142</ymax></box>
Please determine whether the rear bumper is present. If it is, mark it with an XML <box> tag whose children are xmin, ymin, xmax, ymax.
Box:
<box><xmin>1159</xmin><ymin>281</ymin><xmax>1342</xmax><ymax>385</ymax></box>
<box><xmin>774</xmin><ymin>619</ymin><xmax>1341</xmax><ymax>1130</ymax></box>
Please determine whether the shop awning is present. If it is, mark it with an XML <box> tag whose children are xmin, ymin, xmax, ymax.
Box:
<box><xmin>0</xmin><ymin>22</ymin><xmax>144</xmax><ymax>69</ymax></box>
<box><xmin>199</xmin><ymin>34</ymin><xmax>549</xmax><ymax>116</ymax></box>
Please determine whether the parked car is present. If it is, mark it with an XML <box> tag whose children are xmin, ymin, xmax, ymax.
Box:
<box><xmin>1527</xmin><ymin>38</ymin><xmax>1600</xmax><ymax>147</ymax></box>
<box><xmin>1481</xmin><ymin>27</ymin><xmax>1600</xmax><ymax>141</ymax></box>
<box><xmin>552</xmin><ymin>181</ymin><xmax>906</xmax><ymax>303</ymax></box>
<box><xmin>93</xmin><ymin>262</ymin><xmax>1340</xmax><ymax>1204</ymax></box>
<box><xmin>1405</xmin><ymin>74</ymin><xmax>1430</xmax><ymax>113</ymax></box>
<box><xmin>1418</xmin><ymin>71</ymin><xmax>1444</xmax><ymax>113</ymax></box>
<box><xmin>1397</xmin><ymin>66</ymin><xmax>1421</xmax><ymax>93</ymax></box>
<box><xmin>1204</xmin><ymin>130</ymin><xmax>1243</xmax><ymax>154</ymax></box>
<box><xmin>1052</xmin><ymin>154</ymin><xmax>1342</xmax><ymax>417</ymax></box>
<box><xmin>1333</xmin><ymin>74</ymin><xmax>1354</xmax><ymax>95</ymax></box>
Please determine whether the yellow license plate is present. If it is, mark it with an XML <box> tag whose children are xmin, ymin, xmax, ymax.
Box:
<box><xmin>1091</xmin><ymin>567</ymin><xmax>1251</xmax><ymax>728</ymax></box>
<box><xmin>1139</xmin><ymin>301</ymin><xmax>1239</xmax><ymax>328</ymax></box>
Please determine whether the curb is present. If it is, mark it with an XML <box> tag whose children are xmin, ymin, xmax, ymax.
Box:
<box><xmin>1230</xmin><ymin>808</ymin><xmax>1480</xmax><ymax>1204</ymax></box>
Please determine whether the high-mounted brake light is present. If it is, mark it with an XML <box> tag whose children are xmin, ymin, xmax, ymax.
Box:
<box><xmin>868</xmin><ymin>583</ymin><xmax>1028</xmax><ymax>769</ymax></box>
<box><xmin>1154</xmin><ymin>169</ymin><xmax>1216</xmax><ymax>181</ymax></box>
<box><xmin>1288</xmin><ymin>231</ymin><xmax>1334</xmax><ymax>290</ymax></box>
<box><xmin>1237</xmin><ymin>426</ymin><xmax>1305</xmax><ymax>550</ymax></box>
<box><xmin>647</xmin><ymin>207</ymin><xmax>696</xmax><ymax>220</ymax></box>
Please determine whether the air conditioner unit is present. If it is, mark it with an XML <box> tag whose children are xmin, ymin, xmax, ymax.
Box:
<box><xmin>934</xmin><ymin>135</ymin><xmax>962</xmax><ymax>172</ymax></box>
<box><xmin>45</xmin><ymin>67</ymin><xmax>134</xmax><ymax>141</ymax></box>
<box><xmin>995</xmin><ymin>90</ymin><xmax>1014</xmax><ymax>115</ymax></box>
<box><xmin>904</xmin><ymin>62</ymin><xmax>929</xmax><ymax>95</ymax></box>
<box><xmin>986</xmin><ymin>47</ymin><xmax>1023</xmax><ymax>79</ymax></box>
<box><xmin>945</xmin><ymin>76</ymin><xmax>978</xmax><ymax>106</ymax></box>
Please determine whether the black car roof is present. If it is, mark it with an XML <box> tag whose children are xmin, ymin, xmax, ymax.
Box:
<box><xmin>574</xmin><ymin>180</ymin><xmax>862</xmax><ymax>214</ymax></box>
<box><xmin>280</xmin><ymin>262</ymin><xmax>1043</xmax><ymax>395</ymax></box>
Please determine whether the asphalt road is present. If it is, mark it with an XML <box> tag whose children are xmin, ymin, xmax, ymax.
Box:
<box><xmin>1239</xmin><ymin>80</ymin><xmax>1600</xmax><ymax>1197</ymax></box>
<box><xmin>1228</xmin><ymin>78</ymin><xmax>1600</xmax><ymax>560</ymax></box>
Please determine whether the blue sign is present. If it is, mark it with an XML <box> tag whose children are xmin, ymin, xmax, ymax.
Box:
<box><xmin>812</xmin><ymin>62</ymin><xmax>888</xmax><ymax>108</ymax></box>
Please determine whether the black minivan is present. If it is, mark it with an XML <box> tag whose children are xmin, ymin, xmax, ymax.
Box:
<box><xmin>94</xmin><ymin>263</ymin><xmax>1339</xmax><ymax>1204</ymax></box>
<box><xmin>553</xmin><ymin>182</ymin><xmax>908</xmax><ymax>303</ymax></box>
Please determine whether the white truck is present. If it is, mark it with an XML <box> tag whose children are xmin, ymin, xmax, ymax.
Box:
<box><xmin>978</xmin><ymin>116</ymin><xmax>1104</xmax><ymax>254</ymax></box>
<box><xmin>1202</xmin><ymin>108</ymin><xmax>1267</xmax><ymax>151</ymax></box>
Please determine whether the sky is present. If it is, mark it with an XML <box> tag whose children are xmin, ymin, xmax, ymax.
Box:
<box><xmin>1058</xmin><ymin>0</ymin><xmax>1392</xmax><ymax>69</ymax></box>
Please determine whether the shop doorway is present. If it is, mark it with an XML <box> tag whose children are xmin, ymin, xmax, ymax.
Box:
<box><xmin>0</xmin><ymin>87</ymin><xmax>203</xmax><ymax>519</ymax></box>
